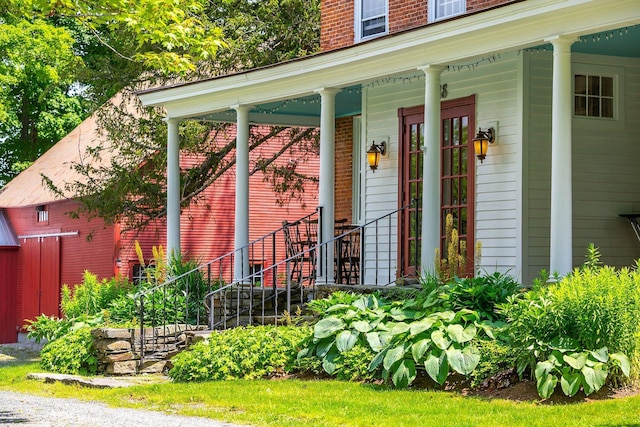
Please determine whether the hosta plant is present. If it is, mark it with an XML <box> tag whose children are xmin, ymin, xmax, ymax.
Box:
<box><xmin>299</xmin><ymin>293</ymin><xmax>498</xmax><ymax>388</ymax></box>
<box><xmin>535</xmin><ymin>346</ymin><xmax>630</xmax><ymax>399</ymax></box>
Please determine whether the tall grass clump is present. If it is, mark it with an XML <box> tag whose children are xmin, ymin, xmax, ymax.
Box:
<box><xmin>500</xmin><ymin>245</ymin><xmax>638</xmax><ymax>396</ymax></box>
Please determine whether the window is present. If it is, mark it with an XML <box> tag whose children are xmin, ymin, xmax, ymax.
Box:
<box><xmin>355</xmin><ymin>0</ymin><xmax>387</xmax><ymax>42</ymax></box>
<box><xmin>574</xmin><ymin>74</ymin><xmax>614</xmax><ymax>118</ymax></box>
<box><xmin>36</xmin><ymin>205</ymin><xmax>48</xmax><ymax>222</ymax></box>
<box><xmin>572</xmin><ymin>62</ymin><xmax>623</xmax><ymax>124</ymax></box>
<box><xmin>429</xmin><ymin>0</ymin><xmax>465</xmax><ymax>22</ymax></box>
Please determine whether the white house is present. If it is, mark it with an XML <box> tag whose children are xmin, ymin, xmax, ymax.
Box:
<box><xmin>137</xmin><ymin>0</ymin><xmax>640</xmax><ymax>285</ymax></box>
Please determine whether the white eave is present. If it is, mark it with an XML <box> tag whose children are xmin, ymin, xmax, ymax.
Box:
<box><xmin>137</xmin><ymin>0</ymin><xmax>640</xmax><ymax>119</ymax></box>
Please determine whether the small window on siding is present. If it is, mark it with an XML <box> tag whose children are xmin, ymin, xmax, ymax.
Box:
<box><xmin>355</xmin><ymin>0</ymin><xmax>387</xmax><ymax>42</ymax></box>
<box><xmin>429</xmin><ymin>0</ymin><xmax>466</xmax><ymax>22</ymax></box>
<box><xmin>574</xmin><ymin>74</ymin><xmax>615</xmax><ymax>118</ymax></box>
<box><xmin>36</xmin><ymin>205</ymin><xmax>48</xmax><ymax>222</ymax></box>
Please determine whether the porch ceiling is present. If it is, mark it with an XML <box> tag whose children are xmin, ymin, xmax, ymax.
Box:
<box><xmin>137</xmin><ymin>0</ymin><xmax>640</xmax><ymax>125</ymax></box>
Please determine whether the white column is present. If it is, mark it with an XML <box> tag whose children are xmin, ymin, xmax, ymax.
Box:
<box><xmin>166</xmin><ymin>117</ymin><xmax>181</xmax><ymax>258</ymax></box>
<box><xmin>233</xmin><ymin>105</ymin><xmax>251</xmax><ymax>283</ymax></box>
<box><xmin>419</xmin><ymin>65</ymin><xmax>445</xmax><ymax>275</ymax></box>
<box><xmin>547</xmin><ymin>36</ymin><xmax>576</xmax><ymax>276</ymax></box>
<box><xmin>315</xmin><ymin>88</ymin><xmax>339</xmax><ymax>284</ymax></box>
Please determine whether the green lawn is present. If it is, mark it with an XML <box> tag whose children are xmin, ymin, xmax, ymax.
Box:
<box><xmin>1</xmin><ymin>361</ymin><xmax>639</xmax><ymax>427</ymax></box>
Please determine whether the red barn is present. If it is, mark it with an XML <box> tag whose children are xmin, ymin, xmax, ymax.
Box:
<box><xmin>0</xmin><ymin>103</ymin><xmax>318</xmax><ymax>343</ymax></box>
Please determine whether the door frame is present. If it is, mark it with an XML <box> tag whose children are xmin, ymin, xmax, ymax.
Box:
<box><xmin>397</xmin><ymin>94</ymin><xmax>476</xmax><ymax>278</ymax></box>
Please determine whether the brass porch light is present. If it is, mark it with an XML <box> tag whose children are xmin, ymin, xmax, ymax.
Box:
<box><xmin>473</xmin><ymin>127</ymin><xmax>495</xmax><ymax>163</ymax></box>
<box><xmin>367</xmin><ymin>141</ymin><xmax>386</xmax><ymax>172</ymax></box>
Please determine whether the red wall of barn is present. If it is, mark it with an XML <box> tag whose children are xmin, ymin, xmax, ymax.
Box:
<box><xmin>4</xmin><ymin>200</ymin><xmax>116</xmax><ymax>330</ymax></box>
<box><xmin>0</xmin><ymin>248</ymin><xmax>18</xmax><ymax>343</ymax></box>
<box><xmin>117</xmin><ymin>126</ymin><xmax>320</xmax><ymax>287</ymax></box>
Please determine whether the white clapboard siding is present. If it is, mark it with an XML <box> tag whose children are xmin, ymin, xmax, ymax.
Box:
<box><xmin>361</xmin><ymin>51</ymin><xmax>522</xmax><ymax>284</ymax></box>
<box><xmin>524</xmin><ymin>52</ymin><xmax>640</xmax><ymax>283</ymax></box>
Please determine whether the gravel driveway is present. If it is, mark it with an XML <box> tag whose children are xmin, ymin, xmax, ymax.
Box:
<box><xmin>0</xmin><ymin>343</ymin><xmax>251</xmax><ymax>427</ymax></box>
<box><xmin>0</xmin><ymin>390</ymin><xmax>252</xmax><ymax>427</ymax></box>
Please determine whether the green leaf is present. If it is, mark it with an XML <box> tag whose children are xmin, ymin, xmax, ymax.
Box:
<box><xmin>445</xmin><ymin>346</ymin><xmax>480</xmax><ymax>375</ymax></box>
<box><xmin>411</xmin><ymin>339</ymin><xmax>431</xmax><ymax>362</ymax></box>
<box><xmin>452</xmin><ymin>308</ymin><xmax>479</xmax><ymax>323</ymax></box>
<box><xmin>314</xmin><ymin>317</ymin><xmax>345</xmax><ymax>339</ymax></box>
<box><xmin>582</xmin><ymin>364</ymin><xmax>607</xmax><ymax>395</ymax></box>
<box><xmin>610</xmin><ymin>352</ymin><xmax>631</xmax><ymax>377</ymax></box>
<box><xmin>366</xmin><ymin>331</ymin><xmax>384</xmax><ymax>352</ymax></box>
<box><xmin>590</xmin><ymin>347</ymin><xmax>609</xmax><ymax>363</ymax></box>
<box><xmin>446</xmin><ymin>324</ymin><xmax>477</xmax><ymax>344</ymax></box>
<box><xmin>560</xmin><ymin>369</ymin><xmax>582</xmax><ymax>397</ymax></box>
<box><xmin>352</xmin><ymin>296</ymin><xmax>369</xmax><ymax>311</ymax></box>
<box><xmin>535</xmin><ymin>360</ymin><xmax>555</xmax><ymax>379</ymax></box>
<box><xmin>409</xmin><ymin>317</ymin><xmax>436</xmax><ymax>336</ymax></box>
<box><xmin>425</xmin><ymin>351</ymin><xmax>449</xmax><ymax>385</ymax></box>
<box><xmin>391</xmin><ymin>359</ymin><xmax>417</xmax><ymax>388</ymax></box>
<box><xmin>564</xmin><ymin>352</ymin><xmax>587</xmax><ymax>370</ymax></box>
<box><xmin>352</xmin><ymin>320</ymin><xmax>373</xmax><ymax>333</ymax></box>
<box><xmin>322</xmin><ymin>349</ymin><xmax>339</xmax><ymax>375</ymax></box>
<box><xmin>390</xmin><ymin>322</ymin><xmax>411</xmax><ymax>336</ymax></box>
<box><xmin>431</xmin><ymin>329</ymin><xmax>451</xmax><ymax>350</ymax></box>
<box><xmin>383</xmin><ymin>344</ymin><xmax>407</xmax><ymax>371</ymax></box>
<box><xmin>536</xmin><ymin>371</ymin><xmax>558</xmax><ymax>399</ymax></box>
<box><xmin>315</xmin><ymin>339</ymin><xmax>334</xmax><ymax>358</ymax></box>
<box><xmin>368</xmin><ymin>346</ymin><xmax>389</xmax><ymax>372</ymax></box>
<box><xmin>335</xmin><ymin>330</ymin><xmax>358</xmax><ymax>353</ymax></box>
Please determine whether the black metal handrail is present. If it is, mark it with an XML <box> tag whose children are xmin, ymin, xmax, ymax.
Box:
<box><xmin>203</xmin><ymin>200</ymin><xmax>418</xmax><ymax>330</ymax></box>
<box><xmin>136</xmin><ymin>209</ymin><xmax>319</xmax><ymax>361</ymax></box>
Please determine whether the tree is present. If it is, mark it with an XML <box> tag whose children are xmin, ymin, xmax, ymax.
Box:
<box><xmin>3</xmin><ymin>0</ymin><xmax>321</xmax><ymax>230</ymax></box>
<box><xmin>0</xmin><ymin>17</ymin><xmax>88</xmax><ymax>185</ymax></box>
<box><xmin>34</xmin><ymin>0</ymin><xmax>322</xmax><ymax>230</ymax></box>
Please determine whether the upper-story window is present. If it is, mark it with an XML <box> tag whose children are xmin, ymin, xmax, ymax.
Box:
<box><xmin>429</xmin><ymin>0</ymin><xmax>466</xmax><ymax>22</ymax></box>
<box><xmin>355</xmin><ymin>0</ymin><xmax>388</xmax><ymax>42</ymax></box>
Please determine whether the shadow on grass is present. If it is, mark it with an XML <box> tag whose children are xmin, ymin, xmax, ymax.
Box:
<box><xmin>0</xmin><ymin>409</ymin><xmax>30</xmax><ymax>424</ymax></box>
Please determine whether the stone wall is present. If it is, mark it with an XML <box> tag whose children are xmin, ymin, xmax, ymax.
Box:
<box><xmin>91</xmin><ymin>324</ymin><xmax>207</xmax><ymax>376</ymax></box>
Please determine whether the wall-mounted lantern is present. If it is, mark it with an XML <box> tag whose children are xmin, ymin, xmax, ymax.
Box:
<box><xmin>473</xmin><ymin>127</ymin><xmax>495</xmax><ymax>163</ymax></box>
<box><xmin>367</xmin><ymin>141</ymin><xmax>387</xmax><ymax>172</ymax></box>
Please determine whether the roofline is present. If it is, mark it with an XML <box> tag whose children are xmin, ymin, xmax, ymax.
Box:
<box><xmin>137</xmin><ymin>0</ymin><xmax>640</xmax><ymax>119</ymax></box>
<box><xmin>135</xmin><ymin>0</ymin><xmax>524</xmax><ymax>97</ymax></box>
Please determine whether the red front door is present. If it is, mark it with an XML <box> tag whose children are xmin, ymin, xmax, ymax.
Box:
<box><xmin>398</xmin><ymin>95</ymin><xmax>476</xmax><ymax>277</ymax></box>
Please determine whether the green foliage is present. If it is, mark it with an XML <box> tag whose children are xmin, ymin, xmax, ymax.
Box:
<box><xmin>469</xmin><ymin>338</ymin><xmax>518</xmax><ymax>388</ymax></box>
<box><xmin>534</xmin><ymin>346</ymin><xmax>630</xmax><ymax>398</ymax></box>
<box><xmin>61</xmin><ymin>271</ymin><xmax>132</xmax><ymax>319</ymax></box>
<box><xmin>169</xmin><ymin>326</ymin><xmax>311</xmax><ymax>382</ymax></box>
<box><xmin>298</xmin><ymin>293</ymin><xmax>498</xmax><ymax>388</ymax></box>
<box><xmin>498</xmin><ymin>246</ymin><xmax>640</xmax><ymax>397</ymax></box>
<box><xmin>9</xmin><ymin>0</ymin><xmax>225</xmax><ymax>74</ymax></box>
<box><xmin>24</xmin><ymin>315</ymin><xmax>72</xmax><ymax>343</ymax></box>
<box><xmin>133</xmin><ymin>249</ymin><xmax>213</xmax><ymax>326</ymax></box>
<box><xmin>422</xmin><ymin>272</ymin><xmax>521</xmax><ymax>321</ymax></box>
<box><xmin>39</xmin><ymin>327</ymin><xmax>97</xmax><ymax>375</ymax></box>
<box><xmin>500</xmin><ymin>261</ymin><xmax>640</xmax><ymax>383</ymax></box>
<box><xmin>0</xmin><ymin>17</ymin><xmax>88</xmax><ymax>185</ymax></box>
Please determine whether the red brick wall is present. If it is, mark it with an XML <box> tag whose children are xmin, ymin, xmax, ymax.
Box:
<box><xmin>334</xmin><ymin>117</ymin><xmax>354</xmax><ymax>224</ymax></box>
<box><xmin>321</xmin><ymin>0</ymin><xmax>354</xmax><ymax>51</ymax></box>
<box><xmin>321</xmin><ymin>0</ymin><xmax>516</xmax><ymax>51</ymax></box>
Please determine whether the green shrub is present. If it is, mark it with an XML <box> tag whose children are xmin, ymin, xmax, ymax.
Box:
<box><xmin>61</xmin><ymin>271</ymin><xmax>132</xmax><ymax>319</ymax></box>
<box><xmin>469</xmin><ymin>338</ymin><xmax>518</xmax><ymax>388</ymax></box>
<box><xmin>169</xmin><ymin>325</ymin><xmax>311</xmax><ymax>382</ymax></box>
<box><xmin>299</xmin><ymin>293</ymin><xmax>497</xmax><ymax>388</ymax></box>
<box><xmin>40</xmin><ymin>327</ymin><xmax>97</xmax><ymax>375</ymax></box>
<box><xmin>134</xmin><ymin>251</ymin><xmax>212</xmax><ymax>326</ymax></box>
<box><xmin>25</xmin><ymin>315</ymin><xmax>72</xmax><ymax>343</ymax></box>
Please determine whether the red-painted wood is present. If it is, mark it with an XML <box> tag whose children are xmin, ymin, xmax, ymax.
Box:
<box><xmin>40</xmin><ymin>236</ymin><xmax>61</xmax><ymax>316</ymax></box>
<box><xmin>20</xmin><ymin>237</ymin><xmax>41</xmax><ymax>322</ymax></box>
<box><xmin>0</xmin><ymin>248</ymin><xmax>18</xmax><ymax>343</ymax></box>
